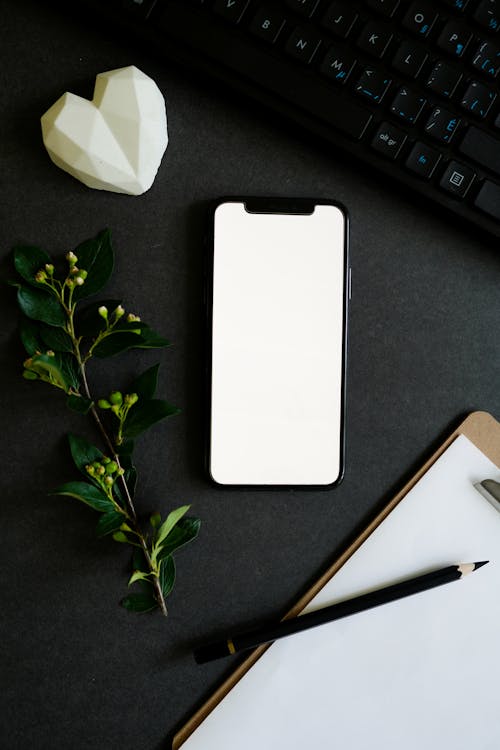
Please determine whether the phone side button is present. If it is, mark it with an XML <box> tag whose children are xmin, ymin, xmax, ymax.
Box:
<box><xmin>348</xmin><ymin>267</ymin><xmax>352</xmax><ymax>300</ymax></box>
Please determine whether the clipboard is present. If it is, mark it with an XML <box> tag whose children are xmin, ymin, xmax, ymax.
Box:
<box><xmin>174</xmin><ymin>410</ymin><xmax>500</xmax><ymax>749</ymax></box>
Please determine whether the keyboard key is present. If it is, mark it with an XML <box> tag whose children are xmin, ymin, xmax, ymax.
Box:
<box><xmin>474</xmin><ymin>180</ymin><xmax>500</xmax><ymax>219</ymax></box>
<box><xmin>426</xmin><ymin>61</ymin><xmax>462</xmax><ymax>97</ymax></box>
<box><xmin>425</xmin><ymin>107</ymin><xmax>461</xmax><ymax>142</ymax></box>
<box><xmin>214</xmin><ymin>0</ymin><xmax>250</xmax><ymax>23</ymax></box>
<box><xmin>405</xmin><ymin>141</ymin><xmax>441</xmax><ymax>178</ymax></box>
<box><xmin>121</xmin><ymin>0</ymin><xmax>157</xmax><ymax>17</ymax></box>
<box><xmin>320</xmin><ymin>46</ymin><xmax>356</xmax><ymax>84</ymax></box>
<box><xmin>365</xmin><ymin>0</ymin><xmax>400</xmax><ymax>17</ymax></box>
<box><xmin>439</xmin><ymin>160</ymin><xmax>476</xmax><ymax>198</ymax></box>
<box><xmin>285</xmin><ymin>27</ymin><xmax>322</xmax><ymax>63</ymax></box>
<box><xmin>473</xmin><ymin>0</ymin><xmax>500</xmax><ymax>33</ymax></box>
<box><xmin>320</xmin><ymin>2</ymin><xmax>358</xmax><ymax>38</ymax></box>
<box><xmin>355</xmin><ymin>68</ymin><xmax>391</xmax><ymax>104</ymax></box>
<box><xmin>402</xmin><ymin>2</ymin><xmax>438</xmax><ymax>38</ymax></box>
<box><xmin>472</xmin><ymin>40</ymin><xmax>500</xmax><ymax>77</ymax></box>
<box><xmin>159</xmin><ymin>2</ymin><xmax>373</xmax><ymax>141</ymax></box>
<box><xmin>390</xmin><ymin>86</ymin><xmax>426</xmax><ymax>123</ymax></box>
<box><xmin>459</xmin><ymin>125</ymin><xmax>500</xmax><ymax>175</ymax></box>
<box><xmin>357</xmin><ymin>21</ymin><xmax>393</xmax><ymax>58</ymax></box>
<box><xmin>437</xmin><ymin>21</ymin><xmax>472</xmax><ymax>58</ymax></box>
<box><xmin>250</xmin><ymin>8</ymin><xmax>286</xmax><ymax>43</ymax></box>
<box><xmin>371</xmin><ymin>122</ymin><xmax>407</xmax><ymax>158</ymax></box>
<box><xmin>460</xmin><ymin>80</ymin><xmax>496</xmax><ymax>117</ymax></box>
<box><xmin>391</xmin><ymin>40</ymin><xmax>428</xmax><ymax>78</ymax></box>
<box><xmin>285</xmin><ymin>0</ymin><xmax>320</xmax><ymax>17</ymax></box>
<box><xmin>441</xmin><ymin>0</ymin><xmax>469</xmax><ymax>10</ymax></box>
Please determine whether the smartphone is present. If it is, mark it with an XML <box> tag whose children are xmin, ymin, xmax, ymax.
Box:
<box><xmin>207</xmin><ymin>197</ymin><xmax>349</xmax><ymax>488</ymax></box>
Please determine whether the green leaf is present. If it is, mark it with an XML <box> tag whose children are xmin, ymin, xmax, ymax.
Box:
<box><xmin>128</xmin><ymin>570</ymin><xmax>151</xmax><ymax>586</ymax></box>
<box><xmin>129</xmin><ymin>363</ymin><xmax>160</xmax><ymax>401</ymax></box>
<box><xmin>39</xmin><ymin>324</ymin><xmax>73</xmax><ymax>353</ymax></box>
<box><xmin>117</xmin><ymin>439</ymin><xmax>134</xmax><ymax>458</ymax></box>
<box><xmin>123</xmin><ymin>399</ymin><xmax>180</xmax><ymax>440</ymax></box>
<box><xmin>112</xmin><ymin>531</ymin><xmax>129</xmax><ymax>543</ymax></box>
<box><xmin>92</xmin><ymin>331</ymin><xmax>145</xmax><ymax>358</ymax></box>
<box><xmin>28</xmin><ymin>353</ymin><xmax>70</xmax><ymax>391</ymax></box>
<box><xmin>157</xmin><ymin>517</ymin><xmax>201</xmax><ymax>560</ymax></box>
<box><xmin>14</xmin><ymin>245</ymin><xmax>52</xmax><ymax>287</ymax></box>
<box><xmin>120</xmin><ymin>592</ymin><xmax>157</xmax><ymax>613</ymax></box>
<box><xmin>68</xmin><ymin>433</ymin><xmax>103</xmax><ymax>477</ymax></box>
<box><xmin>136</xmin><ymin>327</ymin><xmax>170</xmax><ymax>349</ymax></box>
<box><xmin>72</xmin><ymin>229</ymin><xmax>114</xmax><ymax>300</ymax></box>
<box><xmin>150</xmin><ymin>512</ymin><xmax>161</xmax><ymax>529</ymax></box>
<box><xmin>19</xmin><ymin>318</ymin><xmax>44</xmax><ymax>355</ymax></box>
<box><xmin>132</xmin><ymin>548</ymin><xmax>148</xmax><ymax>574</ymax></box>
<box><xmin>159</xmin><ymin>555</ymin><xmax>176</xmax><ymax>598</ymax></box>
<box><xmin>96</xmin><ymin>510</ymin><xmax>125</xmax><ymax>537</ymax></box>
<box><xmin>67</xmin><ymin>394</ymin><xmax>93</xmax><ymax>414</ymax></box>
<box><xmin>90</xmin><ymin>323</ymin><xmax>170</xmax><ymax>358</ymax></box>
<box><xmin>156</xmin><ymin>505</ymin><xmax>190</xmax><ymax>547</ymax></box>
<box><xmin>51</xmin><ymin>481</ymin><xmax>114</xmax><ymax>513</ymax></box>
<box><xmin>17</xmin><ymin>286</ymin><xmax>66</xmax><ymax>327</ymax></box>
<box><xmin>76</xmin><ymin>299</ymin><xmax>121</xmax><ymax>337</ymax></box>
<box><xmin>60</xmin><ymin>354</ymin><xmax>80</xmax><ymax>391</ymax></box>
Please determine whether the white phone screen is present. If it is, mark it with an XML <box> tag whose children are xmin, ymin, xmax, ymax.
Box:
<box><xmin>209</xmin><ymin>201</ymin><xmax>347</xmax><ymax>486</ymax></box>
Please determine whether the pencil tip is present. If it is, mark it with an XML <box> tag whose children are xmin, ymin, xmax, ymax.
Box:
<box><xmin>473</xmin><ymin>561</ymin><xmax>489</xmax><ymax>570</ymax></box>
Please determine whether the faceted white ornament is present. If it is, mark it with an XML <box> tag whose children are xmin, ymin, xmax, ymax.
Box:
<box><xmin>41</xmin><ymin>66</ymin><xmax>168</xmax><ymax>195</ymax></box>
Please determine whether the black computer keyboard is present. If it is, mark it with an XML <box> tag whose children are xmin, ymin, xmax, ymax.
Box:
<box><xmin>61</xmin><ymin>0</ymin><xmax>500</xmax><ymax>238</ymax></box>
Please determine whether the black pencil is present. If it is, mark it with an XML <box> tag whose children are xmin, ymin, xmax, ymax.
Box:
<box><xmin>194</xmin><ymin>561</ymin><xmax>488</xmax><ymax>664</ymax></box>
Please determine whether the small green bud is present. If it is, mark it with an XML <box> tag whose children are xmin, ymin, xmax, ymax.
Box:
<box><xmin>126</xmin><ymin>393</ymin><xmax>139</xmax><ymax>406</ymax></box>
<box><xmin>92</xmin><ymin>461</ymin><xmax>101</xmax><ymax>470</ymax></box>
<box><xmin>97</xmin><ymin>399</ymin><xmax>111</xmax><ymax>409</ymax></box>
<box><xmin>109</xmin><ymin>391</ymin><xmax>123</xmax><ymax>406</ymax></box>
<box><xmin>70</xmin><ymin>266</ymin><xmax>80</xmax><ymax>275</ymax></box>
<box><xmin>66</xmin><ymin>251</ymin><xmax>78</xmax><ymax>265</ymax></box>
<box><xmin>45</xmin><ymin>263</ymin><xmax>54</xmax><ymax>275</ymax></box>
<box><xmin>104</xmin><ymin>475</ymin><xmax>114</xmax><ymax>486</ymax></box>
<box><xmin>127</xmin><ymin>313</ymin><xmax>141</xmax><ymax>323</ymax></box>
<box><xmin>150</xmin><ymin>512</ymin><xmax>161</xmax><ymax>528</ymax></box>
<box><xmin>23</xmin><ymin>369</ymin><xmax>38</xmax><ymax>380</ymax></box>
<box><xmin>23</xmin><ymin>357</ymin><xmax>33</xmax><ymax>369</ymax></box>
<box><xmin>75</xmin><ymin>276</ymin><xmax>85</xmax><ymax>286</ymax></box>
<box><xmin>97</xmin><ymin>465</ymin><xmax>106</xmax><ymax>476</ymax></box>
<box><xmin>66</xmin><ymin>278</ymin><xmax>75</xmax><ymax>288</ymax></box>
<box><xmin>106</xmin><ymin>461</ymin><xmax>118</xmax><ymax>475</ymax></box>
<box><xmin>78</xmin><ymin>269</ymin><xmax>88</xmax><ymax>280</ymax></box>
<box><xmin>98</xmin><ymin>306</ymin><xmax>108</xmax><ymax>320</ymax></box>
<box><xmin>117</xmin><ymin>468</ymin><xmax>125</xmax><ymax>476</ymax></box>
<box><xmin>101</xmin><ymin>456</ymin><xmax>111</xmax><ymax>465</ymax></box>
<box><xmin>111</xmin><ymin>404</ymin><xmax>120</xmax><ymax>416</ymax></box>
<box><xmin>114</xmin><ymin>305</ymin><xmax>125</xmax><ymax>319</ymax></box>
<box><xmin>85</xmin><ymin>464</ymin><xmax>95</xmax><ymax>476</ymax></box>
<box><xmin>35</xmin><ymin>269</ymin><xmax>47</xmax><ymax>283</ymax></box>
<box><xmin>46</xmin><ymin>350</ymin><xmax>55</xmax><ymax>357</ymax></box>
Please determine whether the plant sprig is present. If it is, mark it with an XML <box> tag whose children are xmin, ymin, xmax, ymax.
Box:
<box><xmin>11</xmin><ymin>229</ymin><xmax>200</xmax><ymax>616</ymax></box>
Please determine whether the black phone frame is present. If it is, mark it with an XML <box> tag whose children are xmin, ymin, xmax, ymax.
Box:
<box><xmin>204</xmin><ymin>196</ymin><xmax>350</xmax><ymax>490</ymax></box>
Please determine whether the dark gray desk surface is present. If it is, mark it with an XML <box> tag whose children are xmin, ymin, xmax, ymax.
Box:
<box><xmin>1</xmin><ymin>2</ymin><xmax>499</xmax><ymax>748</ymax></box>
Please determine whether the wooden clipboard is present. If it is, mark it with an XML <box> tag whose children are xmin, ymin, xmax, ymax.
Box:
<box><xmin>173</xmin><ymin>410</ymin><xmax>500</xmax><ymax>749</ymax></box>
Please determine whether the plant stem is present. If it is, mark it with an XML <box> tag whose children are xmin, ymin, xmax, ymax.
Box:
<box><xmin>66</xmin><ymin>301</ymin><xmax>168</xmax><ymax>616</ymax></box>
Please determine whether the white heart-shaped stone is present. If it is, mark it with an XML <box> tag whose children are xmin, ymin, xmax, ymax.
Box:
<box><xmin>41</xmin><ymin>65</ymin><xmax>168</xmax><ymax>195</ymax></box>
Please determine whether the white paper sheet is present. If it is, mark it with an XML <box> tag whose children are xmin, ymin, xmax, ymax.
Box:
<box><xmin>183</xmin><ymin>435</ymin><xmax>500</xmax><ymax>749</ymax></box>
